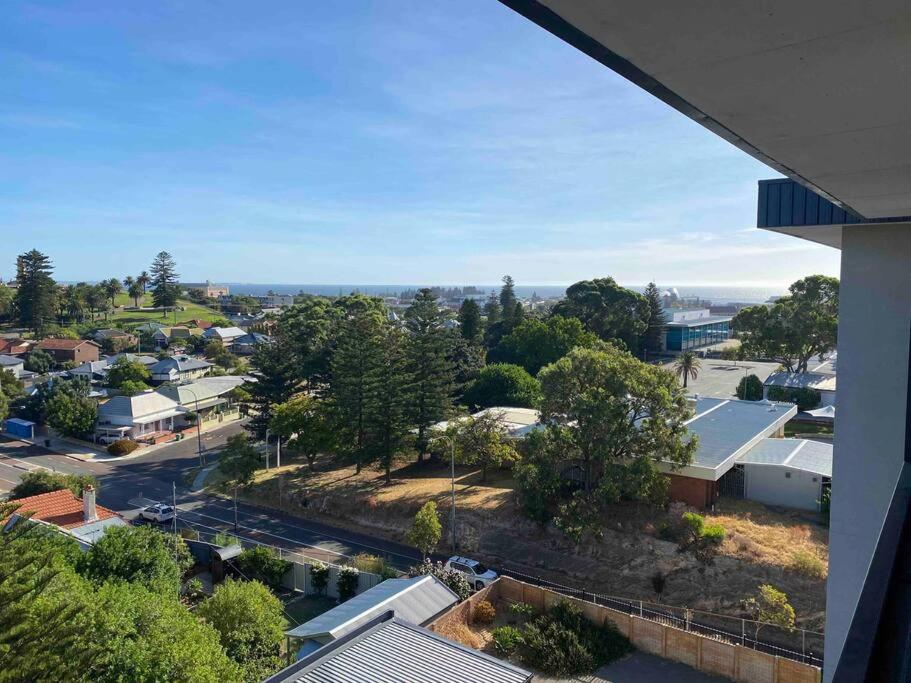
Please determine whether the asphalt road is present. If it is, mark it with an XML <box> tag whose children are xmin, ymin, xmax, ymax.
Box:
<box><xmin>0</xmin><ymin>422</ymin><xmax>423</xmax><ymax>569</ymax></box>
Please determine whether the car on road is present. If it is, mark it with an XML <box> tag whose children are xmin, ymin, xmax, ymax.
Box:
<box><xmin>139</xmin><ymin>503</ymin><xmax>175</xmax><ymax>524</ymax></box>
<box><xmin>445</xmin><ymin>555</ymin><xmax>498</xmax><ymax>591</ymax></box>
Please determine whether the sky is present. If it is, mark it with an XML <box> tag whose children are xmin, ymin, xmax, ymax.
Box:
<box><xmin>1</xmin><ymin>0</ymin><xmax>840</xmax><ymax>288</ymax></box>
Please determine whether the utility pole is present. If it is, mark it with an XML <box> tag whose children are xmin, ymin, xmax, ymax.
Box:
<box><xmin>172</xmin><ymin>481</ymin><xmax>177</xmax><ymax>536</ymax></box>
<box><xmin>233</xmin><ymin>487</ymin><xmax>238</xmax><ymax>532</ymax></box>
<box><xmin>276</xmin><ymin>434</ymin><xmax>281</xmax><ymax>469</ymax></box>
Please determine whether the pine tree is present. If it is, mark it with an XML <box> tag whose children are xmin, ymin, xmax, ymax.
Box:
<box><xmin>15</xmin><ymin>249</ymin><xmax>57</xmax><ymax>333</ymax></box>
<box><xmin>364</xmin><ymin>326</ymin><xmax>412</xmax><ymax>484</ymax></box>
<box><xmin>246</xmin><ymin>338</ymin><xmax>300</xmax><ymax>439</ymax></box>
<box><xmin>404</xmin><ymin>289</ymin><xmax>455</xmax><ymax>463</ymax></box>
<box><xmin>483</xmin><ymin>293</ymin><xmax>500</xmax><ymax>326</ymax></box>
<box><xmin>499</xmin><ymin>275</ymin><xmax>519</xmax><ymax>332</ymax></box>
<box><xmin>329</xmin><ymin>301</ymin><xmax>387</xmax><ymax>473</ymax></box>
<box><xmin>149</xmin><ymin>251</ymin><xmax>179</xmax><ymax>311</ymax></box>
<box><xmin>643</xmin><ymin>281</ymin><xmax>668</xmax><ymax>357</ymax></box>
<box><xmin>457</xmin><ymin>298</ymin><xmax>483</xmax><ymax>345</ymax></box>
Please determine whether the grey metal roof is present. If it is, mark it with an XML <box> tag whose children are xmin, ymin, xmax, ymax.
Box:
<box><xmin>149</xmin><ymin>355</ymin><xmax>212</xmax><ymax>373</ymax></box>
<box><xmin>665</xmin><ymin>314</ymin><xmax>733</xmax><ymax>327</ymax></box>
<box><xmin>673</xmin><ymin>398</ymin><xmax>797</xmax><ymax>479</ymax></box>
<box><xmin>764</xmin><ymin>371</ymin><xmax>836</xmax><ymax>392</ymax></box>
<box><xmin>272</xmin><ymin>617</ymin><xmax>531</xmax><ymax>683</ymax></box>
<box><xmin>287</xmin><ymin>576</ymin><xmax>458</xmax><ymax>641</ymax></box>
<box><xmin>0</xmin><ymin>354</ymin><xmax>23</xmax><ymax>366</ymax></box>
<box><xmin>738</xmin><ymin>438</ymin><xmax>833</xmax><ymax>477</ymax></box>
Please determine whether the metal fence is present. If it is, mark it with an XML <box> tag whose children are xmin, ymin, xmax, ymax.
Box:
<box><xmin>496</xmin><ymin>566</ymin><xmax>824</xmax><ymax>668</ymax></box>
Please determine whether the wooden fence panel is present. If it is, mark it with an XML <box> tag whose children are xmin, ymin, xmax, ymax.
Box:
<box><xmin>777</xmin><ymin>657</ymin><xmax>822</xmax><ymax>683</ymax></box>
<box><xmin>735</xmin><ymin>646</ymin><xmax>776</xmax><ymax>683</ymax></box>
<box><xmin>700</xmin><ymin>639</ymin><xmax>738</xmax><ymax>680</ymax></box>
<box><xmin>631</xmin><ymin>616</ymin><xmax>666</xmax><ymax>656</ymax></box>
<box><xmin>666</xmin><ymin>628</ymin><xmax>700</xmax><ymax>669</ymax></box>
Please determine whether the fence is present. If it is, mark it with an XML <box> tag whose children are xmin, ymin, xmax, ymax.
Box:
<box><xmin>181</xmin><ymin>524</ymin><xmax>382</xmax><ymax>599</ymax></box>
<box><xmin>491</xmin><ymin>576</ymin><xmax>821</xmax><ymax>683</ymax></box>
<box><xmin>496</xmin><ymin>567</ymin><xmax>824</xmax><ymax>669</ymax></box>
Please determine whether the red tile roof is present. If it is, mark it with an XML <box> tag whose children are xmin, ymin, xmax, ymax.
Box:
<box><xmin>36</xmin><ymin>338</ymin><xmax>100</xmax><ymax>351</ymax></box>
<box><xmin>10</xmin><ymin>489</ymin><xmax>119</xmax><ymax>529</ymax></box>
<box><xmin>0</xmin><ymin>339</ymin><xmax>32</xmax><ymax>354</ymax></box>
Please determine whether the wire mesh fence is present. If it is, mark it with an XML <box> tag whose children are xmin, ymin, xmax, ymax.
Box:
<box><xmin>496</xmin><ymin>566</ymin><xmax>824</xmax><ymax>667</ymax></box>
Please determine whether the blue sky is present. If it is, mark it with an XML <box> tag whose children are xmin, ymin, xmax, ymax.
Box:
<box><xmin>1</xmin><ymin>1</ymin><xmax>839</xmax><ymax>287</ymax></box>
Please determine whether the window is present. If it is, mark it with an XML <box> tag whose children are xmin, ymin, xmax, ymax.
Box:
<box><xmin>785</xmin><ymin>472</ymin><xmax>791</xmax><ymax>478</ymax></box>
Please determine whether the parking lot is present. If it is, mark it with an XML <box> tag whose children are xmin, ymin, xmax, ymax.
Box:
<box><xmin>661</xmin><ymin>359</ymin><xmax>781</xmax><ymax>399</ymax></box>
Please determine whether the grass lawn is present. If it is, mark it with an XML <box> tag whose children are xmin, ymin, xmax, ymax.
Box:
<box><xmin>282</xmin><ymin>595</ymin><xmax>336</xmax><ymax>627</ymax></box>
<box><xmin>784</xmin><ymin>421</ymin><xmax>833</xmax><ymax>437</ymax></box>
<box><xmin>107</xmin><ymin>298</ymin><xmax>224</xmax><ymax>326</ymax></box>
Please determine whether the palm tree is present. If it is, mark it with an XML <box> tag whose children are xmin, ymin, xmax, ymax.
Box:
<box><xmin>137</xmin><ymin>271</ymin><xmax>151</xmax><ymax>293</ymax></box>
<box><xmin>674</xmin><ymin>351</ymin><xmax>701</xmax><ymax>389</ymax></box>
<box><xmin>102</xmin><ymin>277</ymin><xmax>121</xmax><ymax>307</ymax></box>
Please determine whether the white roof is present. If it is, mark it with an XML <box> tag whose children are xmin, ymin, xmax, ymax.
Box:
<box><xmin>97</xmin><ymin>391</ymin><xmax>183</xmax><ymax>422</ymax></box>
<box><xmin>738</xmin><ymin>438</ymin><xmax>833</xmax><ymax>477</ymax></box>
<box><xmin>286</xmin><ymin>575</ymin><xmax>458</xmax><ymax>641</ymax></box>
<box><xmin>805</xmin><ymin>405</ymin><xmax>836</xmax><ymax>419</ymax></box>
<box><xmin>209</xmin><ymin>326</ymin><xmax>247</xmax><ymax>339</ymax></box>
<box><xmin>764</xmin><ymin>371</ymin><xmax>837</xmax><ymax>393</ymax></box>
<box><xmin>430</xmin><ymin>407</ymin><xmax>543</xmax><ymax>438</ymax></box>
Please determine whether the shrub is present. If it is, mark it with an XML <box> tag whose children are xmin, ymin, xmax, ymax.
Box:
<box><xmin>9</xmin><ymin>471</ymin><xmax>98</xmax><ymax>499</ymax></box>
<box><xmin>409</xmin><ymin>559</ymin><xmax>472</xmax><ymax>601</ymax></box>
<box><xmin>107</xmin><ymin>439</ymin><xmax>140</xmax><ymax>456</ymax></box>
<box><xmin>679</xmin><ymin>512</ymin><xmax>725</xmax><ymax>564</ymax></box>
<box><xmin>213</xmin><ymin>532</ymin><xmax>240</xmax><ymax>548</ymax></box>
<box><xmin>509</xmin><ymin>601</ymin><xmax>535</xmax><ymax>620</ymax></box>
<box><xmin>474</xmin><ymin>599</ymin><xmax>496</xmax><ymax>624</ymax></box>
<box><xmin>310</xmin><ymin>562</ymin><xmax>330</xmax><ymax>596</ymax></box>
<box><xmin>337</xmin><ymin>566</ymin><xmax>359</xmax><ymax>601</ymax></box>
<box><xmin>790</xmin><ymin>550</ymin><xmax>827</xmax><ymax>579</ymax></box>
<box><xmin>736</xmin><ymin>374</ymin><xmax>764</xmax><ymax>401</ymax></box>
<box><xmin>350</xmin><ymin>553</ymin><xmax>398</xmax><ymax>579</ymax></box>
<box><xmin>236</xmin><ymin>546</ymin><xmax>292</xmax><ymax>588</ymax></box>
<box><xmin>184</xmin><ymin>577</ymin><xmax>205</xmax><ymax>601</ymax></box>
<box><xmin>744</xmin><ymin>584</ymin><xmax>796</xmax><ymax>634</ymax></box>
<box><xmin>492</xmin><ymin>625</ymin><xmax>524</xmax><ymax>655</ymax></box>
<box><xmin>767</xmin><ymin>385</ymin><xmax>821</xmax><ymax>411</ymax></box>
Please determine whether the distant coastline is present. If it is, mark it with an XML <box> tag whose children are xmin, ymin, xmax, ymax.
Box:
<box><xmin>222</xmin><ymin>283</ymin><xmax>785</xmax><ymax>305</ymax></box>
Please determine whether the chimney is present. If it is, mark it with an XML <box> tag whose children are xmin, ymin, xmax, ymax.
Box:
<box><xmin>83</xmin><ymin>485</ymin><xmax>97</xmax><ymax>522</ymax></box>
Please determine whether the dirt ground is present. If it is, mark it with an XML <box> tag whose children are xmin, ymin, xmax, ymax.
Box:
<box><xmin>238</xmin><ymin>455</ymin><xmax>828</xmax><ymax>631</ymax></box>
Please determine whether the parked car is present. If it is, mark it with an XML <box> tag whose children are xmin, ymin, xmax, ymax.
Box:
<box><xmin>445</xmin><ymin>555</ymin><xmax>498</xmax><ymax>591</ymax></box>
<box><xmin>139</xmin><ymin>503</ymin><xmax>175</xmax><ymax>523</ymax></box>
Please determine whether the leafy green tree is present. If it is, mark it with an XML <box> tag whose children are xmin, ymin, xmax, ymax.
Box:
<box><xmin>448</xmin><ymin>332</ymin><xmax>486</xmax><ymax>392</ymax></box>
<box><xmin>62</xmin><ymin>284</ymin><xmax>86</xmax><ymax>322</ymax></box>
<box><xmin>46</xmin><ymin>389</ymin><xmax>97</xmax><ymax>438</ymax></box>
<box><xmin>329</xmin><ymin>298</ymin><xmax>387</xmax><ymax>473</ymax></box>
<box><xmin>674</xmin><ymin>350</ymin><xmax>701</xmax><ymax>389</ymax></box>
<box><xmin>197</xmin><ymin>579</ymin><xmax>285</xmax><ymax>682</ymax></box>
<box><xmin>733</xmin><ymin>275</ymin><xmax>839</xmax><ymax>372</ymax></box>
<box><xmin>85</xmin><ymin>284</ymin><xmax>108</xmax><ymax>320</ymax></box>
<box><xmin>744</xmin><ymin>584</ymin><xmax>796</xmax><ymax>636</ymax></box>
<box><xmin>102</xmin><ymin>278</ymin><xmax>121</xmax><ymax>307</ymax></box>
<box><xmin>736</xmin><ymin>374</ymin><xmax>764</xmax><ymax>401</ymax></box>
<box><xmin>457</xmin><ymin>298</ymin><xmax>483</xmax><ymax>344</ymax></box>
<box><xmin>408</xmin><ymin>501</ymin><xmax>442</xmax><ymax>559</ymax></box>
<box><xmin>276</xmin><ymin>298</ymin><xmax>340</xmax><ymax>389</ymax></box>
<box><xmin>150</xmin><ymin>251</ymin><xmax>180</xmax><ymax>311</ymax></box>
<box><xmin>21</xmin><ymin>375</ymin><xmax>92</xmax><ymax>423</ymax></box>
<box><xmin>78</xmin><ymin>525</ymin><xmax>191</xmax><ymax>594</ymax></box>
<box><xmin>462</xmin><ymin>363</ymin><xmax>541</xmax><ymax>409</ymax></box>
<box><xmin>10</xmin><ymin>470</ymin><xmax>98</xmax><ymax>500</ymax></box>
<box><xmin>24</xmin><ymin>347</ymin><xmax>53</xmax><ymax>374</ymax></box>
<box><xmin>404</xmin><ymin>289</ymin><xmax>455</xmax><ymax>463</ymax></box>
<box><xmin>218</xmin><ymin>434</ymin><xmax>261</xmax><ymax>494</ymax></box>
<box><xmin>535</xmin><ymin>346</ymin><xmax>696</xmax><ymax>538</ymax></box>
<box><xmin>409</xmin><ymin>559</ymin><xmax>472</xmax><ymax>600</ymax></box>
<box><xmin>119</xmin><ymin>380</ymin><xmax>149</xmax><ymax>396</ymax></box>
<box><xmin>15</xmin><ymin>249</ymin><xmax>57</xmax><ymax>333</ymax></box>
<box><xmin>443</xmin><ymin>410</ymin><xmax>519</xmax><ymax>482</ymax></box>
<box><xmin>642</xmin><ymin>282</ymin><xmax>667</xmax><ymax>356</ymax></box>
<box><xmin>245</xmin><ymin>336</ymin><xmax>299</xmax><ymax>439</ymax></box>
<box><xmin>678</xmin><ymin>512</ymin><xmax>725</xmax><ymax>564</ymax></box>
<box><xmin>491</xmin><ymin>315</ymin><xmax>598</xmax><ymax>375</ymax></box>
<box><xmin>270</xmin><ymin>394</ymin><xmax>335</xmax><ymax>471</ymax></box>
<box><xmin>553</xmin><ymin>277</ymin><xmax>649</xmax><ymax>351</ymax></box>
<box><xmin>234</xmin><ymin>547</ymin><xmax>291</xmax><ymax>589</ymax></box>
<box><xmin>0</xmin><ymin>284</ymin><xmax>14</xmax><ymax>322</ymax></box>
<box><xmin>0</xmin><ymin>369</ymin><xmax>24</xmax><ymax>401</ymax></box>
<box><xmin>767</xmin><ymin>385</ymin><xmax>821</xmax><ymax>411</ymax></box>
<box><xmin>106</xmin><ymin>357</ymin><xmax>151</xmax><ymax>389</ymax></box>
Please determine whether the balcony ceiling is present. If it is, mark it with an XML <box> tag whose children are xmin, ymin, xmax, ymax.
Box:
<box><xmin>500</xmin><ymin>0</ymin><xmax>911</xmax><ymax>219</ymax></box>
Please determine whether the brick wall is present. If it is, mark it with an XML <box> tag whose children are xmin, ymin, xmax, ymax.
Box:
<box><xmin>668</xmin><ymin>474</ymin><xmax>717</xmax><ymax>508</ymax></box>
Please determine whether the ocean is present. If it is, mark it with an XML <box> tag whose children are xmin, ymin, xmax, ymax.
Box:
<box><xmin>224</xmin><ymin>283</ymin><xmax>783</xmax><ymax>305</ymax></box>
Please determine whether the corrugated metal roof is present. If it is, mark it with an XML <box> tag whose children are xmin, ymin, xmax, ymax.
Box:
<box><xmin>678</xmin><ymin>398</ymin><xmax>797</xmax><ymax>476</ymax></box>
<box><xmin>97</xmin><ymin>392</ymin><xmax>183</xmax><ymax>420</ymax></box>
<box><xmin>287</xmin><ymin>576</ymin><xmax>458</xmax><ymax>641</ymax></box>
<box><xmin>764</xmin><ymin>371</ymin><xmax>836</xmax><ymax>392</ymax></box>
<box><xmin>278</xmin><ymin>618</ymin><xmax>531</xmax><ymax>683</ymax></box>
<box><xmin>738</xmin><ymin>438</ymin><xmax>833</xmax><ymax>477</ymax></box>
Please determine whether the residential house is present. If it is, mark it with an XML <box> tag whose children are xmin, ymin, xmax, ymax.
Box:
<box><xmin>254</xmin><ymin>293</ymin><xmax>295</xmax><ymax>308</ymax></box>
<box><xmin>105</xmin><ymin>353</ymin><xmax>158</xmax><ymax>368</ymax></box>
<box><xmin>156</xmin><ymin>376</ymin><xmax>245</xmax><ymax>426</ymax></box>
<box><xmin>267</xmin><ymin>612</ymin><xmax>531</xmax><ymax>683</ymax></box>
<box><xmin>431</xmin><ymin>407</ymin><xmax>543</xmax><ymax>439</ymax></box>
<box><xmin>202</xmin><ymin>326</ymin><xmax>247</xmax><ymax>348</ymax></box>
<box><xmin>0</xmin><ymin>338</ymin><xmax>35</xmax><ymax>356</ymax></box>
<box><xmin>0</xmin><ymin>354</ymin><xmax>25</xmax><ymax>378</ymax></box>
<box><xmin>151</xmin><ymin>326</ymin><xmax>204</xmax><ymax>349</ymax></box>
<box><xmin>286</xmin><ymin>576</ymin><xmax>459</xmax><ymax>658</ymax></box>
<box><xmin>763</xmin><ymin>371</ymin><xmax>837</xmax><ymax>408</ymax></box>
<box><xmin>36</xmin><ymin>338</ymin><xmax>101</xmax><ymax>365</ymax></box>
<box><xmin>91</xmin><ymin>328</ymin><xmax>138</xmax><ymax>352</ymax></box>
<box><xmin>68</xmin><ymin>360</ymin><xmax>110</xmax><ymax>382</ymax></box>
<box><xmin>148</xmin><ymin>355</ymin><xmax>212</xmax><ymax>384</ymax></box>
<box><xmin>95</xmin><ymin>391</ymin><xmax>184</xmax><ymax>442</ymax></box>
<box><xmin>232</xmin><ymin>332</ymin><xmax>271</xmax><ymax>355</ymax></box>
<box><xmin>4</xmin><ymin>486</ymin><xmax>128</xmax><ymax>548</ymax></box>
<box><xmin>181</xmin><ymin>318</ymin><xmax>213</xmax><ymax>330</ymax></box>
<box><xmin>133</xmin><ymin>321</ymin><xmax>167</xmax><ymax>335</ymax></box>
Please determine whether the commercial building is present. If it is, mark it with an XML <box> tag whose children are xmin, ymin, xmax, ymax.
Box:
<box><xmin>663</xmin><ymin>308</ymin><xmax>732</xmax><ymax>352</ymax></box>
<box><xmin>181</xmin><ymin>281</ymin><xmax>229</xmax><ymax>298</ymax></box>
<box><xmin>737</xmin><ymin>438</ymin><xmax>832</xmax><ymax>511</ymax></box>
<box><xmin>493</xmin><ymin>4</ymin><xmax>908</xmax><ymax>674</ymax></box>
<box><xmin>764</xmin><ymin>371</ymin><xmax>837</xmax><ymax>408</ymax></box>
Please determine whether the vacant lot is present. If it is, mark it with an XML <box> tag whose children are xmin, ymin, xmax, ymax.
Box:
<box><xmin>236</xmin><ymin>455</ymin><xmax>828</xmax><ymax>630</ymax></box>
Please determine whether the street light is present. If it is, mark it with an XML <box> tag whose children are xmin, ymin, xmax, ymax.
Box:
<box><xmin>182</xmin><ymin>385</ymin><xmax>205</xmax><ymax>467</ymax></box>
<box><xmin>434</xmin><ymin>434</ymin><xmax>457</xmax><ymax>554</ymax></box>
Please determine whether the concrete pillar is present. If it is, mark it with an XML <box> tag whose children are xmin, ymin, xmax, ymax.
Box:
<box><xmin>824</xmin><ymin>223</ymin><xmax>911</xmax><ymax>679</ymax></box>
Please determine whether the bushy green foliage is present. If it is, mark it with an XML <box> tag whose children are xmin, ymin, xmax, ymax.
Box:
<box><xmin>508</xmin><ymin>601</ymin><xmax>535</xmax><ymax>620</ymax></box>
<box><xmin>462</xmin><ymin>363</ymin><xmax>541</xmax><ymax>409</ymax></box>
<box><xmin>736</xmin><ymin>374</ymin><xmax>764</xmax><ymax>401</ymax></box>
<box><xmin>24</xmin><ymin>347</ymin><xmax>54</xmax><ymax>373</ymax></box>
<box><xmin>744</xmin><ymin>584</ymin><xmax>796</xmax><ymax>634</ymax></box>
<box><xmin>336</xmin><ymin>566</ymin><xmax>359</xmax><ymax>602</ymax></box>
<box><xmin>409</xmin><ymin>559</ymin><xmax>472</xmax><ymax>601</ymax></box>
<box><xmin>519</xmin><ymin>601</ymin><xmax>632</xmax><ymax>676</ymax></box>
<box><xmin>9</xmin><ymin>470</ymin><xmax>98</xmax><ymax>499</ymax></box>
<box><xmin>349</xmin><ymin>553</ymin><xmax>398</xmax><ymax>579</ymax></box>
<box><xmin>213</xmin><ymin>531</ymin><xmax>241</xmax><ymax>548</ymax></box>
<box><xmin>678</xmin><ymin>512</ymin><xmax>725</xmax><ymax>564</ymax></box>
<box><xmin>767</xmin><ymin>385</ymin><xmax>822</xmax><ymax>411</ymax></box>
<box><xmin>790</xmin><ymin>551</ymin><xmax>826</xmax><ymax>580</ymax></box>
<box><xmin>552</xmin><ymin>277</ymin><xmax>649</xmax><ymax>350</ymax></box>
<box><xmin>197</xmin><ymin>578</ymin><xmax>285</xmax><ymax>681</ymax></box>
<box><xmin>490</xmin><ymin>315</ymin><xmax>599</xmax><ymax>375</ymax></box>
<box><xmin>118</xmin><ymin>379</ymin><xmax>149</xmax><ymax>396</ymax></box>
<box><xmin>107</xmin><ymin>439</ymin><xmax>140</xmax><ymax>456</ymax></box>
<box><xmin>106</xmin><ymin>357</ymin><xmax>151</xmax><ymax>389</ymax></box>
<box><xmin>407</xmin><ymin>501</ymin><xmax>442</xmax><ymax>559</ymax></box>
<box><xmin>492</xmin><ymin>625</ymin><xmax>524</xmax><ymax>655</ymax></box>
<box><xmin>310</xmin><ymin>562</ymin><xmax>330</xmax><ymax>596</ymax></box>
<box><xmin>235</xmin><ymin>547</ymin><xmax>292</xmax><ymax>588</ymax></box>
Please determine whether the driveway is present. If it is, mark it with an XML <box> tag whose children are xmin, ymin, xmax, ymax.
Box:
<box><xmin>534</xmin><ymin>652</ymin><xmax>728</xmax><ymax>682</ymax></box>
